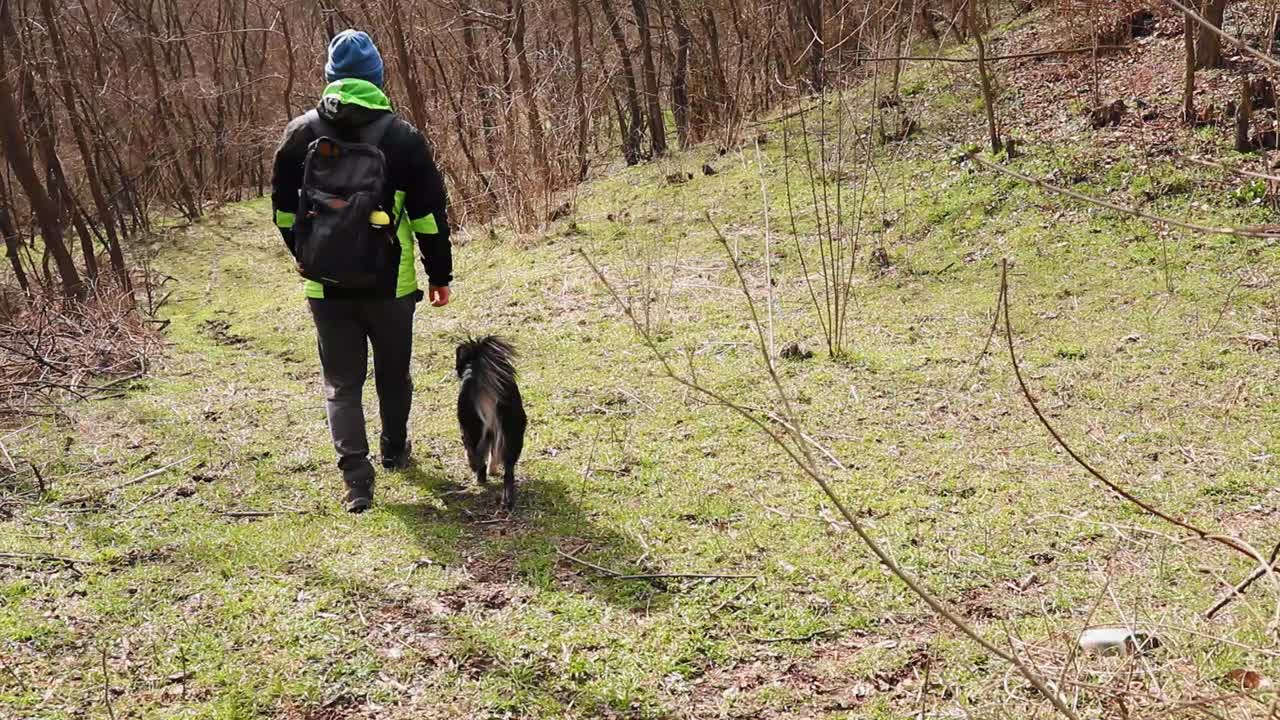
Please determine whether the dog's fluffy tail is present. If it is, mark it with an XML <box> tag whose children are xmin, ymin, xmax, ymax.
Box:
<box><xmin>461</xmin><ymin>335</ymin><xmax>519</xmax><ymax>398</ymax></box>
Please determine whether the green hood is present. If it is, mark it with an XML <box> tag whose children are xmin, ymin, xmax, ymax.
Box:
<box><xmin>320</xmin><ymin>78</ymin><xmax>391</xmax><ymax>111</ymax></box>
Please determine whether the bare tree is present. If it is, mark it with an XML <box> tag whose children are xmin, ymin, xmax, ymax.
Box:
<box><xmin>632</xmin><ymin>0</ymin><xmax>669</xmax><ymax>156</ymax></box>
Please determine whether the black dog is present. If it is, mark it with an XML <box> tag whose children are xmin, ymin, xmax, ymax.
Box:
<box><xmin>455</xmin><ymin>336</ymin><xmax>527</xmax><ymax>509</ymax></box>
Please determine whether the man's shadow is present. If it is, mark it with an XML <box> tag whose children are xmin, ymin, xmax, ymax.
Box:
<box><xmin>382</xmin><ymin>454</ymin><xmax>668</xmax><ymax>611</ymax></box>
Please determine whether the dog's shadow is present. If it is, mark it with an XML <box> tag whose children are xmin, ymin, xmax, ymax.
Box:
<box><xmin>382</xmin><ymin>457</ymin><xmax>667</xmax><ymax>611</ymax></box>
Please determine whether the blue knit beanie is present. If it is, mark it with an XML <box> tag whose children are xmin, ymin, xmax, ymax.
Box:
<box><xmin>325</xmin><ymin>30</ymin><xmax>384</xmax><ymax>88</ymax></box>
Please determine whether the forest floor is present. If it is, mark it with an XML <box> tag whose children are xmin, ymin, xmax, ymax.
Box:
<box><xmin>5</xmin><ymin>10</ymin><xmax>1280</xmax><ymax>720</ymax></box>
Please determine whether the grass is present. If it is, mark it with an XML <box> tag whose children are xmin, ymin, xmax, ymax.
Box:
<box><xmin>4</xmin><ymin>35</ymin><xmax>1280</xmax><ymax>719</ymax></box>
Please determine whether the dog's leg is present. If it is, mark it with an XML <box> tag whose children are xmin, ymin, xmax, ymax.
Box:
<box><xmin>499</xmin><ymin>402</ymin><xmax>525</xmax><ymax>511</ymax></box>
<box><xmin>459</xmin><ymin>388</ymin><xmax>490</xmax><ymax>486</ymax></box>
<box><xmin>471</xmin><ymin>432</ymin><xmax>491</xmax><ymax>485</ymax></box>
<box><xmin>488</xmin><ymin>436</ymin><xmax>504</xmax><ymax>478</ymax></box>
<box><xmin>460</xmin><ymin>414</ymin><xmax>490</xmax><ymax>486</ymax></box>
<box><xmin>502</xmin><ymin>463</ymin><xmax>516</xmax><ymax>510</ymax></box>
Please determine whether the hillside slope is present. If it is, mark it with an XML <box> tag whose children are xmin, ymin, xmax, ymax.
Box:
<box><xmin>5</xmin><ymin>20</ymin><xmax>1280</xmax><ymax>719</ymax></box>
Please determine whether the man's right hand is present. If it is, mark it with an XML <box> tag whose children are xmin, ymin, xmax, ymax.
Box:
<box><xmin>429</xmin><ymin>285</ymin><xmax>450</xmax><ymax>307</ymax></box>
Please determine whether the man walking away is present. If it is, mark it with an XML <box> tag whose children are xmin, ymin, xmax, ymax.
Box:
<box><xmin>270</xmin><ymin>30</ymin><xmax>452</xmax><ymax>513</ymax></box>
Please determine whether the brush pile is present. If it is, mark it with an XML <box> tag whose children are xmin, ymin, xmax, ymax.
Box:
<box><xmin>0</xmin><ymin>284</ymin><xmax>162</xmax><ymax>419</ymax></box>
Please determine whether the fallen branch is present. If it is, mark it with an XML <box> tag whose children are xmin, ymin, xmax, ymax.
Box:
<box><xmin>554</xmin><ymin>547</ymin><xmax>756</xmax><ymax>582</ymax></box>
<box><xmin>0</xmin><ymin>551</ymin><xmax>94</xmax><ymax>566</ymax></box>
<box><xmin>216</xmin><ymin>509</ymin><xmax>309</xmax><ymax>518</ymax></box>
<box><xmin>55</xmin><ymin>455</ymin><xmax>194</xmax><ymax>507</ymax></box>
<box><xmin>751</xmin><ymin>626</ymin><xmax>840</xmax><ymax>643</ymax></box>
<box><xmin>967</xmin><ymin>153</ymin><xmax>1280</xmax><ymax>239</ymax></box>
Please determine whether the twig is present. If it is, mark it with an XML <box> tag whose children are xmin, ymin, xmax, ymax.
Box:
<box><xmin>967</xmin><ymin>153</ymin><xmax>1280</xmax><ymax>239</ymax></box>
<box><xmin>554</xmin><ymin>547</ymin><xmax>756</xmax><ymax>582</ymax></box>
<box><xmin>0</xmin><ymin>653</ymin><xmax>27</xmax><ymax>692</ymax></box>
<box><xmin>56</xmin><ymin>455</ymin><xmax>195</xmax><ymax>507</ymax></box>
<box><xmin>750</xmin><ymin>626</ymin><xmax>840</xmax><ymax>643</ymax></box>
<box><xmin>1001</xmin><ymin>260</ymin><xmax>1249</xmax><ymax>549</ymax></box>
<box><xmin>101</xmin><ymin>645</ymin><xmax>116</xmax><ymax>720</ymax></box>
<box><xmin>1206</xmin><ymin>539</ymin><xmax>1280</xmax><ymax>619</ymax></box>
<box><xmin>710</xmin><ymin>577</ymin><xmax>758</xmax><ymax>615</ymax></box>
<box><xmin>1209</xmin><ymin>273</ymin><xmax>1246</xmax><ymax>336</ymax></box>
<box><xmin>917</xmin><ymin>646</ymin><xmax>933</xmax><ymax>720</ymax></box>
<box><xmin>217</xmin><ymin>509</ymin><xmax>309</xmax><ymax>518</ymax></box>
<box><xmin>0</xmin><ymin>551</ymin><xmax>94</xmax><ymax>566</ymax></box>
<box><xmin>962</xmin><ymin>273</ymin><xmax>1006</xmax><ymax>388</ymax></box>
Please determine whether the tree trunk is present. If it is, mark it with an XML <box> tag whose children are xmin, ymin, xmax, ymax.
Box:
<box><xmin>0</xmin><ymin>203</ymin><xmax>29</xmax><ymax>294</ymax></box>
<box><xmin>631</xmin><ymin>0</ymin><xmax>668</xmax><ymax>156</ymax></box>
<box><xmin>461</xmin><ymin>20</ymin><xmax>501</xmax><ymax>171</ymax></box>
<box><xmin>698</xmin><ymin>9</ymin><xmax>732</xmax><ymax>130</ymax></box>
<box><xmin>1236</xmin><ymin>75</ymin><xmax>1253</xmax><ymax>152</ymax></box>
<box><xmin>972</xmin><ymin>5</ymin><xmax>1001</xmax><ymax>153</ymax></box>
<box><xmin>1184</xmin><ymin>11</ymin><xmax>1197</xmax><ymax>124</ymax></box>
<box><xmin>801</xmin><ymin>0</ymin><xmax>824</xmax><ymax>93</ymax></box>
<box><xmin>601</xmin><ymin>0</ymin><xmax>644</xmax><ymax>164</ymax></box>
<box><xmin>40</xmin><ymin>0</ymin><xmax>129</xmax><ymax>290</ymax></box>
<box><xmin>387</xmin><ymin>0</ymin><xmax>428</xmax><ymax>130</ymax></box>
<box><xmin>0</xmin><ymin>74</ymin><xmax>82</xmax><ymax>300</ymax></box>
<box><xmin>281</xmin><ymin>12</ymin><xmax>297</xmax><ymax>119</ymax></box>
<box><xmin>1195</xmin><ymin>0</ymin><xmax>1229</xmax><ymax>69</ymax></box>
<box><xmin>670</xmin><ymin>0</ymin><xmax>692</xmax><ymax>148</ymax></box>
<box><xmin>510</xmin><ymin>0</ymin><xmax>549</xmax><ymax>185</ymax></box>
<box><xmin>571</xmin><ymin>0</ymin><xmax>590</xmax><ymax>180</ymax></box>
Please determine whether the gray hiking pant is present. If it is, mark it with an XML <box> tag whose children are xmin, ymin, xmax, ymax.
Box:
<box><xmin>308</xmin><ymin>295</ymin><xmax>416</xmax><ymax>469</ymax></box>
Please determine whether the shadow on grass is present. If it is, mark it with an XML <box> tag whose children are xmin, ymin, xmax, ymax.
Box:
<box><xmin>383</xmin><ymin>461</ymin><xmax>669</xmax><ymax>611</ymax></box>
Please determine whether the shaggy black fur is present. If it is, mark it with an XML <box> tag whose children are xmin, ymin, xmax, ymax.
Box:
<box><xmin>455</xmin><ymin>336</ymin><xmax>527</xmax><ymax>509</ymax></box>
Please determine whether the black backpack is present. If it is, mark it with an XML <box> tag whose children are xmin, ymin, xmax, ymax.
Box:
<box><xmin>293</xmin><ymin>111</ymin><xmax>399</xmax><ymax>289</ymax></box>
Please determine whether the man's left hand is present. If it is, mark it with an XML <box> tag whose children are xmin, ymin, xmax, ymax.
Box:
<box><xmin>429</xmin><ymin>285</ymin><xmax>450</xmax><ymax>307</ymax></box>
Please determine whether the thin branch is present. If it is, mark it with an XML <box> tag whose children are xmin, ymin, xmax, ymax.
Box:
<box><xmin>968</xmin><ymin>153</ymin><xmax>1280</xmax><ymax>239</ymax></box>
<box><xmin>55</xmin><ymin>455</ymin><xmax>194</xmax><ymax>507</ymax></box>
<box><xmin>1162</xmin><ymin>0</ymin><xmax>1280</xmax><ymax>73</ymax></box>
<box><xmin>578</xmin><ymin>248</ymin><xmax>1083</xmax><ymax>720</ymax></box>
<box><xmin>100</xmin><ymin>645</ymin><xmax>116</xmax><ymax>720</ymax></box>
<box><xmin>751</xmin><ymin>626</ymin><xmax>841</xmax><ymax>643</ymax></box>
<box><xmin>962</xmin><ymin>272</ymin><xmax>1006</xmax><ymax>388</ymax></box>
<box><xmin>1205</xmin><ymin>539</ymin><xmax>1280</xmax><ymax>618</ymax></box>
<box><xmin>554</xmin><ymin>547</ymin><xmax>756</xmax><ymax>582</ymax></box>
<box><xmin>0</xmin><ymin>551</ymin><xmax>93</xmax><ymax>566</ymax></box>
<box><xmin>999</xmin><ymin>260</ymin><xmax>1280</xmax><ymax>623</ymax></box>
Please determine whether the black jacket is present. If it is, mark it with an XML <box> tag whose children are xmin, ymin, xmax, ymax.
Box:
<box><xmin>271</xmin><ymin>92</ymin><xmax>452</xmax><ymax>298</ymax></box>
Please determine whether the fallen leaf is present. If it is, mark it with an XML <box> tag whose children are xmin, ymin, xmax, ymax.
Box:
<box><xmin>1225</xmin><ymin>668</ymin><xmax>1269</xmax><ymax>690</ymax></box>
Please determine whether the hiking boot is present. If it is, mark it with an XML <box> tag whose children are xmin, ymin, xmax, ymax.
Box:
<box><xmin>341</xmin><ymin>458</ymin><xmax>375</xmax><ymax>513</ymax></box>
<box><xmin>381</xmin><ymin>437</ymin><xmax>413</xmax><ymax>470</ymax></box>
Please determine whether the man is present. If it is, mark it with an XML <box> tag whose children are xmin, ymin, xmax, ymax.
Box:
<box><xmin>271</xmin><ymin>29</ymin><xmax>452</xmax><ymax>513</ymax></box>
